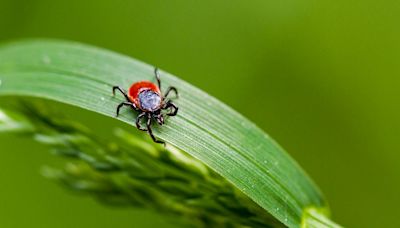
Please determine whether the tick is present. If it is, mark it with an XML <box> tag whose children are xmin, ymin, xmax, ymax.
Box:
<box><xmin>112</xmin><ymin>68</ymin><xmax>178</xmax><ymax>145</ymax></box>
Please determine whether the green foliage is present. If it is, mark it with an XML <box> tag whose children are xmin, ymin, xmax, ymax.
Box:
<box><xmin>1</xmin><ymin>103</ymin><xmax>282</xmax><ymax>227</ymax></box>
<box><xmin>0</xmin><ymin>40</ymin><xmax>338</xmax><ymax>227</ymax></box>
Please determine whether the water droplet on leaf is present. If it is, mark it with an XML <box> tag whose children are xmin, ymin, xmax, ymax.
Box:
<box><xmin>42</xmin><ymin>55</ymin><xmax>51</xmax><ymax>64</ymax></box>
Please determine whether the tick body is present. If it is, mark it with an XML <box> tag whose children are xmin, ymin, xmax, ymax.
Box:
<box><xmin>113</xmin><ymin>68</ymin><xmax>178</xmax><ymax>145</ymax></box>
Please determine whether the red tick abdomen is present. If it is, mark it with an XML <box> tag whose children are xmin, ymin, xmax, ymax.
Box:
<box><xmin>128</xmin><ymin>81</ymin><xmax>161</xmax><ymax>106</ymax></box>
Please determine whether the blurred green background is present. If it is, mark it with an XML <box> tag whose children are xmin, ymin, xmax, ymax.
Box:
<box><xmin>0</xmin><ymin>0</ymin><xmax>399</xmax><ymax>227</ymax></box>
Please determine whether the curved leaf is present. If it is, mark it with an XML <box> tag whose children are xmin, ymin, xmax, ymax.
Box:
<box><xmin>0</xmin><ymin>40</ymin><xmax>330</xmax><ymax>227</ymax></box>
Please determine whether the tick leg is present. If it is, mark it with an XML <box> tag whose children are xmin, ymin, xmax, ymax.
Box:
<box><xmin>146</xmin><ymin>113</ymin><xmax>165</xmax><ymax>145</ymax></box>
<box><xmin>154</xmin><ymin>67</ymin><xmax>161</xmax><ymax>90</ymax></box>
<box><xmin>163</xmin><ymin>101</ymin><xmax>178</xmax><ymax>116</ymax></box>
<box><xmin>156</xmin><ymin>113</ymin><xmax>164</xmax><ymax>125</ymax></box>
<box><xmin>135</xmin><ymin>112</ymin><xmax>147</xmax><ymax>131</ymax></box>
<box><xmin>116</xmin><ymin>102</ymin><xmax>133</xmax><ymax>117</ymax></box>
<box><xmin>164</xmin><ymin>86</ymin><xmax>178</xmax><ymax>99</ymax></box>
<box><xmin>112</xmin><ymin>86</ymin><xmax>130</xmax><ymax>101</ymax></box>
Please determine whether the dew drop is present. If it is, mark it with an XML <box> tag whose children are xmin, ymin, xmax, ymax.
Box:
<box><xmin>0</xmin><ymin>79</ymin><xmax>2</xmax><ymax>86</ymax></box>
<box><xmin>100</xmin><ymin>97</ymin><xmax>105</xmax><ymax>101</ymax></box>
<box><xmin>42</xmin><ymin>55</ymin><xmax>51</xmax><ymax>64</ymax></box>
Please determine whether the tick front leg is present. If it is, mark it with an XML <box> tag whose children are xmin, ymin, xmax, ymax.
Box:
<box><xmin>146</xmin><ymin>113</ymin><xmax>165</xmax><ymax>145</ymax></box>
<box><xmin>163</xmin><ymin>101</ymin><xmax>178</xmax><ymax>116</ymax></box>
<box><xmin>154</xmin><ymin>67</ymin><xmax>161</xmax><ymax>90</ymax></box>
<box><xmin>164</xmin><ymin>86</ymin><xmax>178</xmax><ymax>99</ymax></box>
<box><xmin>116</xmin><ymin>102</ymin><xmax>134</xmax><ymax>117</ymax></box>
<box><xmin>112</xmin><ymin>86</ymin><xmax>130</xmax><ymax>101</ymax></box>
<box><xmin>135</xmin><ymin>112</ymin><xmax>147</xmax><ymax>131</ymax></box>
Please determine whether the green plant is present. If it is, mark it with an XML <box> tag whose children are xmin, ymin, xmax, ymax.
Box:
<box><xmin>0</xmin><ymin>40</ymin><xmax>340</xmax><ymax>227</ymax></box>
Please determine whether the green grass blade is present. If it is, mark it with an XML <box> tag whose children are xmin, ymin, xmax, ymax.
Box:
<box><xmin>0</xmin><ymin>40</ymin><xmax>331</xmax><ymax>227</ymax></box>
